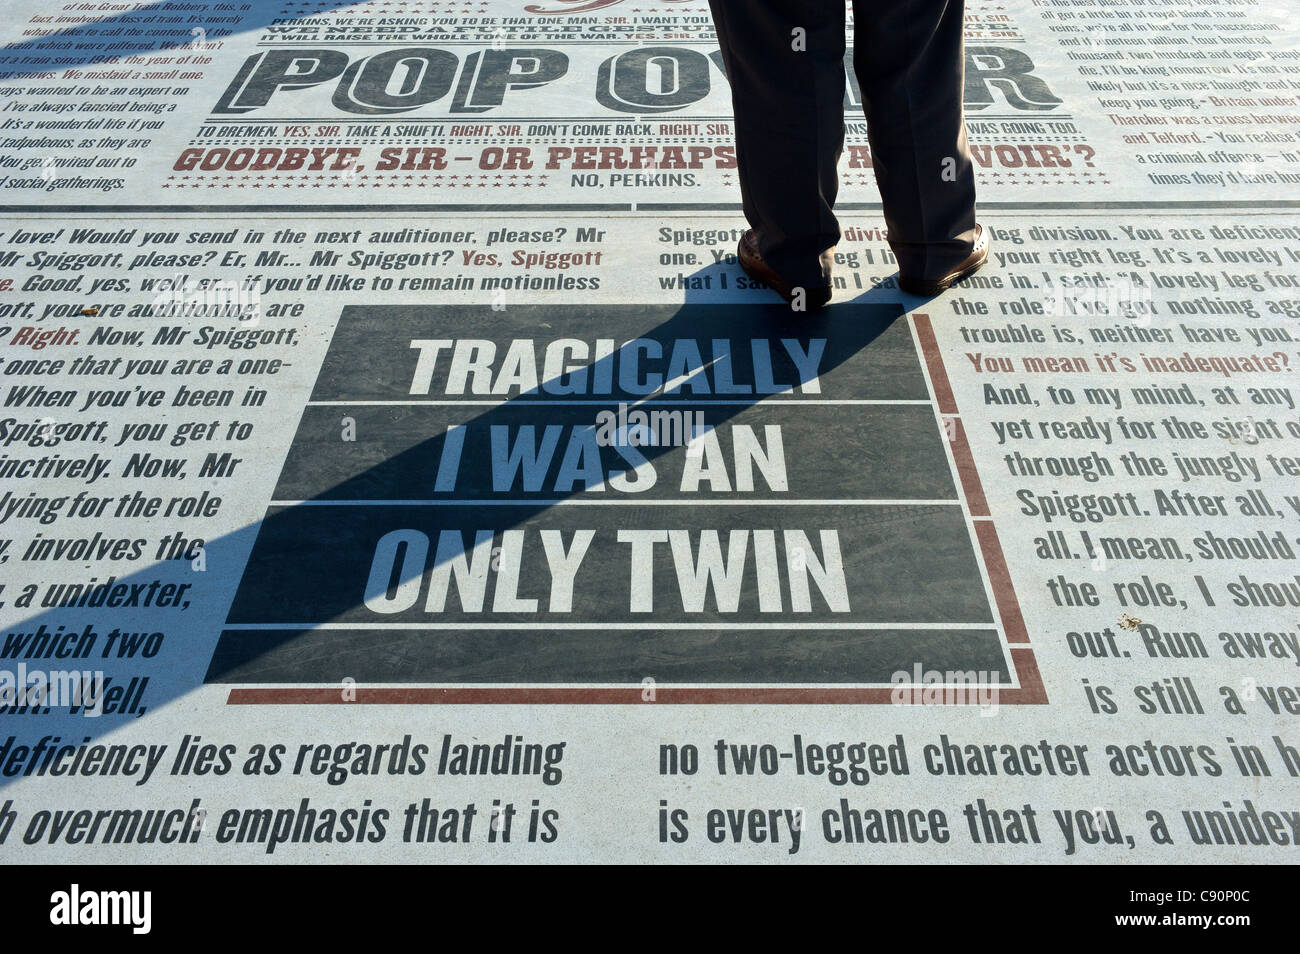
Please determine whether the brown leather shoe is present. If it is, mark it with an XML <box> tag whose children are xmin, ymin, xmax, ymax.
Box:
<box><xmin>897</xmin><ymin>224</ymin><xmax>990</xmax><ymax>297</ymax></box>
<box><xmin>737</xmin><ymin>230</ymin><xmax>832</xmax><ymax>311</ymax></box>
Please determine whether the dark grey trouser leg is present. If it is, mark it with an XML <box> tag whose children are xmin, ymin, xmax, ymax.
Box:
<box><xmin>708</xmin><ymin>0</ymin><xmax>845</xmax><ymax>289</ymax></box>
<box><xmin>852</xmin><ymin>0</ymin><xmax>979</xmax><ymax>278</ymax></box>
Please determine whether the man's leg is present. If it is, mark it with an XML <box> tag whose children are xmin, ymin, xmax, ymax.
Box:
<box><xmin>708</xmin><ymin>0</ymin><xmax>846</xmax><ymax>290</ymax></box>
<box><xmin>852</xmin><ymin>0</ymin><xmax>979</xmax><ymax>279</ymax></box>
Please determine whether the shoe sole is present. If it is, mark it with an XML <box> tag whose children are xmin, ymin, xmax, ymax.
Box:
<box><xmin>898</xmin><ymin>231</ymin><xmax>990</xmax><ymax>297</ymax></box>
<box><xmin>738</xmin><ymin>238</ymin><xmax>832</xmax><ymax>310</ymax></box>
<box><xmin>739</xmin><ymin>254</ymin><xmax>793</xmax><ymax>300</ymax></box>
<box><xmin>898</xmin><ymin>252</ymin><xmax>988</xmax><ymax>296</ymax></box>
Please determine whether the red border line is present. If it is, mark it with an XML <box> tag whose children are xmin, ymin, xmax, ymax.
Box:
<box><xmin>911</xmin><ymin>312</ymin><xmax>959</xmax><ymax>415</ymax></box>
<box><xmin>913</xmin><ymin>312</ymin><xmax>991</xmax><ymax>514</ymax></box>
<box><xmin>1008</xmin><ymin>648</ymin><xmax>1048</xmax><ymax>704</ymax></box>
<box><xmin>974</xmin><ymin>521</ymin><xmax>1031</xmax><ymax>645</ymax></box>
<box><xmin>944</xmin><ymin>413</ymin><xmax>990</xmax><ymax>518</ymax></box>
<box><xmin>911</xmin><ymin>312</ymin><xmax>1045</xmax><ymax>701</ymax></box>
